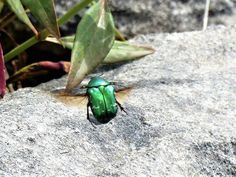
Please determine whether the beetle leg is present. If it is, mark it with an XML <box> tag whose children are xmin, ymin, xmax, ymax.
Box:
<box><xmin>109</xmin><ymin>81</ymin><xmax>118</xmax><ymax>85</ymax></box>
<box><xmin>87</xmin><ymin>102</ymin><xmax>96</xmax><ymax>128</ymax></box>
<box><xmin>116</xmin><ymin>100</ymin><xmax>128</xmax><ymax>115</ymax></box>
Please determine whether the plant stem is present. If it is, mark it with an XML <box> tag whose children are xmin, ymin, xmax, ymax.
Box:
<box><xmin>4</xmin><ymin>30</ymin><xmax>48</xmax><ymax>62</ymax></box>
<box><xmin>4</xmin><ymin>0</ymin><xmax>94</xmax><ymax>62</ymax></box>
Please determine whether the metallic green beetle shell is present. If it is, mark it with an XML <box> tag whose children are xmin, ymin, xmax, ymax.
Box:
<box><xmin>87</xmin><ymin>77</ymin><xmax>118</xmax><ymax>123</ymax></box>
<box><xmin>87</xmin><ymin>76</ymin><xmax>110</xmax><ymax>87</ymax></box>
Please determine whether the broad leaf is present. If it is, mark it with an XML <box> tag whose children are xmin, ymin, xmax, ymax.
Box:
<box><xmin>104</xmin><ymin>41</ymin><xmax>155</xmax><ymax>63</ymax></box>
<box><xmin>21</xmin><ymin>0</ymin><xmax>60</xmax><ymax>39</ymax></box>
<box><xmin>46</xmin><ymin>36</ymin><xmax>155</xmax><ymax>64</ymax></box>
<box><xmin>6</xmin><ymin>0</ymin><xmax>38</xmax><ymax>35</ymax></box>
<box><xmin>0</xmin><ymin>42</ymin><xmax>6</xmax><ymax>98</ymax></box>
<box><xmin>66</xmin><ymin>0</ymin><xmax>115</xmax><ymax>91</ymax></box>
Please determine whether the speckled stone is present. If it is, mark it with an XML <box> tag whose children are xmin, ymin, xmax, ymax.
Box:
<box><xmin>55</xmin><ymin>0</ymin><xmax>236</xmax><ymax>37</ymax></box>
<box><xmin>0</xmin><ymin>25</ymin><xmax>236</xmax><ymax>176</ymax></box>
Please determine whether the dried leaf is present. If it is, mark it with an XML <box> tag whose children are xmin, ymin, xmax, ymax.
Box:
<box><xmin>6</xmin><ymin>0</ymin><xmax>38</xmax><ymax>35</ymax></box>
<box><xmin>7</xmin><ymin>61</ymin><xmax>70</xmax><ymax>84</ymax></box>
<box><xmin>66</xmin><ymin>0</ymin><xmax>115</xmax><ymax>91</ymax></box>
<box><xmin>21</xmin><ymin>0</ymin><xmax>60</xmax><ymax>39</ymax></box>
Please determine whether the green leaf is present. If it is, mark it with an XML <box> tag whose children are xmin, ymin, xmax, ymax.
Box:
<box><xmin>21</xmin><ymin>0</ymin><xmax>60</xmax><ymax>39</ymax></box>
<box><xmin>46</xmin><ymin>36</ymin><xmax>155</xmax><ymax>64</ymax></box>
<box><xmin>104</xmin><ymin>41</ymin><xmax>155</xmax><ymax>63</ymax></box>
<box><xmin>6</xmin><ymin>0</ymin><xmax>38</xmax><ymax>35</ymax></box>
<box><xmin>0</xmin><ymin>42</ymin><xmax>6</xmax><ymax>98</ymax></box>
<box><xmin>66</xmin><ymin>0</ymin><xmax>115</xmax><ymax>91</ymax></box>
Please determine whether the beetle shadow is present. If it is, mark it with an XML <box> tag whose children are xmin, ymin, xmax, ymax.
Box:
<box><xmin>88</xmin><ymin>114</ymin><xmax>117</xmax><ymax>126</ymax></box>
<box><xmin>88</xmin><ymin>116</ymin><xmax>103</xmax><ymax>126</ymax></box>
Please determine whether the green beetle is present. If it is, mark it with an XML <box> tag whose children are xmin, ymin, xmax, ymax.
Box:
<box><xmin>85</xmin><ymin>76</ymin><xmax>126</xmax><ymax>124</ymax></box>
<box><xmin>52</xmin><ymin>76</ymin><xmax>129</xmax><ymax>125</ymax></box>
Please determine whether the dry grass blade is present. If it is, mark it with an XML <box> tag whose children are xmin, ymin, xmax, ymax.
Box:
<box><xmin>203</xmin><ymin>0</ymin><xmax>211</xmax><ymax>31</ymax></box>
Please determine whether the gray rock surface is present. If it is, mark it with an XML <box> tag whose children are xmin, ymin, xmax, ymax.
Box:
<box><xmin>1</xmin><ymin>25</ymin><xmax>236</xmax><ymax>176</ymax></box>
<box><xmin>55</xmin><ymin>0</ymin><xmax>236</xmax><ymax>37</ymax></box>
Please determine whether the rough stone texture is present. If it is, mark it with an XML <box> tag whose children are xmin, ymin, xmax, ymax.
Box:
<box><xmin>1</xmin><ymin>25</ymin><xmax>236</xmax><ymax>176</ymax></box>
<box><xmin>55</xmin><ymin>0</ymin><xmax>236</xmax><ymax>37</ymax></box>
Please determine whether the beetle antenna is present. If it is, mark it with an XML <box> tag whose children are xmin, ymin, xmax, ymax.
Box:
<box><xmin>109</xmin><ymin>81</ymin><xmax>118</xmax><ymax>85</ymax></box>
